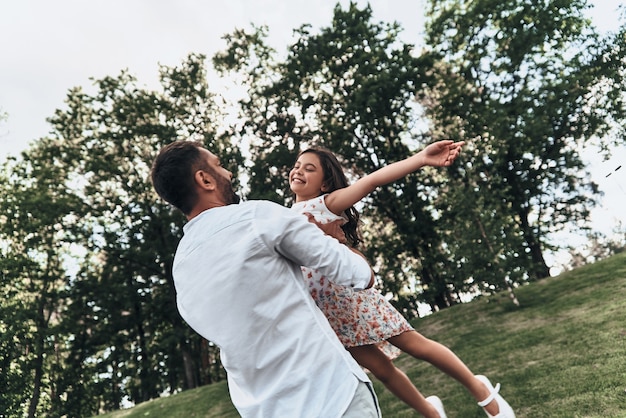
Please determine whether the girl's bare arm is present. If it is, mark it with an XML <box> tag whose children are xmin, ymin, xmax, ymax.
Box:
<box><xmin>325</xmin><ymin>140</ymin><xmax>464</xmax><ymax>214</ymax></box>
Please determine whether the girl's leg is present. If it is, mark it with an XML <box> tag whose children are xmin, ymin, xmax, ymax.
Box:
<box><xmin>347</xmin><ymin>344</ymin><xmax>442</xmax><ymax>418</ymax></box>
<box><xmin>387</xmin><ymin>331</ymin><xmax>500</xmax><ymax>416</ymax></box>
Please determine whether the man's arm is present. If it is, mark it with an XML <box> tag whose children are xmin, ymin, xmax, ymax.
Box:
<box><xmin>259</xmin><ymin>203</ymin><xmax>374</xmax><ymax>289</ymax></box>
<box><xmin>303</xmin><ymin>213</ymin><xmax>347</xmax><ymax>244</ymax></box>
<box><xmin>346</xmin><ymin>247</ymin><xmax>375</xmax><ymax>288</ymax></box>
<box><xmin>302</xmin><ymin>212</ymin><xmax>374</xmax><ymax>288</ymax></box>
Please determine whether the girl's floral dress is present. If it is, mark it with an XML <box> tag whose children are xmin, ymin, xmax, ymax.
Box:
<box><xmin>292</xmin><ymin>195</ymin><xmax>413</xmax><ymax>359</ymax></box>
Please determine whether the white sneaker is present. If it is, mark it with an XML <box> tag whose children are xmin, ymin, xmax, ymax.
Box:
<box><xmin>425</xmin><ymin>395</ymin><xmax>447</xmax><ymax>418</ymax></box>
<box><xmin>475</xmin><ymin>375</ymin><xmax>515</xmax><ymax>418</ymax></box>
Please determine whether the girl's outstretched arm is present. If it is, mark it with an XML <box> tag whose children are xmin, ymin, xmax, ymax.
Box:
<box><xmin>325</xmin><ymin>140</ymin><xmax>464</xmax><ymax>215</ymax></box>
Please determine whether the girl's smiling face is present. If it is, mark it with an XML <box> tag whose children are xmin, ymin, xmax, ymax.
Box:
<box><xmin>289</xmin><ymin>152</ymin><xmax>327</xmax><ymax>202</ymax></box>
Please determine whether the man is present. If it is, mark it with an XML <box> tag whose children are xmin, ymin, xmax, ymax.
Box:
<box><xmin>151</xmin><ymin>140</ymin><xmax>381</xmax><ymax>417</ymax></box>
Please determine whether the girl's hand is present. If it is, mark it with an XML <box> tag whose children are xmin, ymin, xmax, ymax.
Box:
<box><xmin>422</xmin><ymin>140</ymin><xmax>465</xmax><ymax>167</ymax></box>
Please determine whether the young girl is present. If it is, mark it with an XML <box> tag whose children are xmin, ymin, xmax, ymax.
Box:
<box><xmin>289</xmin><ymin>140</ymin><xmax>515</xmax><ymax>418</ymax></box>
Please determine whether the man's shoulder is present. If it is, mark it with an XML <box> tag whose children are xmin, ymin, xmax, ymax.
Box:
<box><xmin>241</xmin><ymin>200</ymin><xmax>305</xmax><ymax>228</ymax></box>
<box><xmin>242</xmin><ymin>199</ymin><xmax>288</xmax><ymax>213</ymax></box>
<box><xmin>191</xmin><ymin>201</ymin><xmax>289</xmax><ymax>227</ymax></box>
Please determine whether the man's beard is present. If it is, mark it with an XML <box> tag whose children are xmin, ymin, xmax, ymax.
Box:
<box><xmin>217</xmin><ymin>175</ymin><xmax>240</xmax><ymax>205</ymax></box>
<box><xmin>225</xmin><ymin>188</ymin><xmax>240</xmax><ymax>205</ymax></box>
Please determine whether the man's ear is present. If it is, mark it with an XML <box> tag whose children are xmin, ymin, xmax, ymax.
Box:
<box><xmin>195</xmin><ymin>170</ymin><xmax>216</xmax><ymax>191</ymax></box>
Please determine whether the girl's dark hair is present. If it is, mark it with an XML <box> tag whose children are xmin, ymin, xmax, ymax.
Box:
<box><xmin>151</xmin><ymin>141</ymin><xmax>209</xmax><ymax>215</ymax></box>
<box><xmin>297</xmin><ymin>147</ymin><xmax>362</xmax><ymax>247</ymax></box>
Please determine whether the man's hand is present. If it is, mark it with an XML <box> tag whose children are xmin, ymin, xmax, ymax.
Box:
<box><xmin>304</xmin><ymin>213</ymin><xmax>347</xmax><ymax>244</ymax></box>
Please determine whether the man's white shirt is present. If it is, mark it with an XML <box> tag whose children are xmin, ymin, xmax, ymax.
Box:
<box><xmin>173</xmin><ymin>200</ymin><xmax>372</xmax><ymax>417</ymax></box>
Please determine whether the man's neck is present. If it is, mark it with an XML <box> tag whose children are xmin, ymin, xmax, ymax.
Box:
<box><xmin>186</xmin><ymin>201</ymin><xmax>227</xmax><ymax>221</ymax></box>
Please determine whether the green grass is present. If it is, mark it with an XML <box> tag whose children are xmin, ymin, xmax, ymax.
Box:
<box><xmin>96</xmin><ymin>252</ymin><xmax>626</xmax><ymax>417</ymax></box>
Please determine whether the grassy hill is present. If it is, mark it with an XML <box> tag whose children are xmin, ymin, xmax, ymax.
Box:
<box><xmin>96</xmin><ymin>251</ymin><xmax>626</xmax><ymax>417</ymax></box>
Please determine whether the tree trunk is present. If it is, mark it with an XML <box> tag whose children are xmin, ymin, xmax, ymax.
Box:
<box><xmin>519</xmin><ymin>212</ymin><xmax>550</xmax><ymax>280</ymax></box>
<box><xmin>28</xmin><ymin>300</ymin><xmax>47</xmax><ymax>418</ymax></box>
<box><xmin>182</xmin><ymin>344</ymin><xmax>198</xmax><ymax>389</ymax></box>
<box><xmin>27</xmin><ymin>350</ymin><xmax>44</xmax><ymax>418</ymax></box>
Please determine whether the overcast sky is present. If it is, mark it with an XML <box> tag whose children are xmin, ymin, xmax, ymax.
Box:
<box><xmin>1</xmin><ymin>0</ymin><xmax>624</xmax><ymax>267</ymax></box>
<box><xmin>0</xmin><ymin>0</ymin><xmax>429</xmax><ymax>158</ymax></box>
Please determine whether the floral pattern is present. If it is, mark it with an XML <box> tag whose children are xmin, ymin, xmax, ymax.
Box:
<box><xmin>293</xmin><ymin>196</ymin><xmax>414</xmax><ymax>359</ymax></box>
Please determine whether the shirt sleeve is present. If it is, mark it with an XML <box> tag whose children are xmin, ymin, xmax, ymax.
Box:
<box><xmin>255</xmin><ymin>201</ymin><xmax>372</xmax><ymax>290</ymax></box>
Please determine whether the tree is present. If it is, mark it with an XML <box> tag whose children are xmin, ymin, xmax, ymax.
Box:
<box><xmin>0</xmin><ymin>54</ymin><xmax>240</xmax><ymax>414</ymax></box>
<box><xmin>0</xmin><ymin>145</ymin><xmax>85</xmax><ymax>416</ymax></box>
<box><xmin>422</xmin><ymin>0</ymin><xmax>622</xmax><ymax>282</ymax></box>
<box><xmin>214</xmin><ymin>3</ymin><xmax>464</xmax><ymax>312</ymax></box>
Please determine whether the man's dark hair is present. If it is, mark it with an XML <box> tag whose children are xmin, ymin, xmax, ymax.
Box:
<box><xmin>151</xmin><ymin>141</ymin><xmax>208</xmax><ymax>215</ymax></box>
